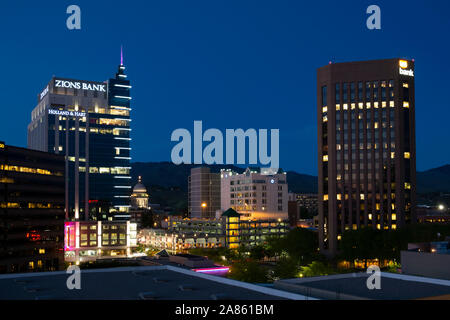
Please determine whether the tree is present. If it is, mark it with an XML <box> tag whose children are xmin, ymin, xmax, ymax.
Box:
<box><xmin>249</xmin><ymin>245</ymin><xmax>266</xmax><ymax>261</ymax></box>
<box><xmin>271</xmin><ymin>257</ymin><xmax>299</xmax><ymax>280</ymax></box>
<box><xmin>283</xmin><ymin>228</ymin><xmax>319</xmax><ymax>263</ymax></box>
<box><xmin>299</xmin><ymin>261</ymin><xmax>336</xmax><ymax>278</ymax></box>
<box><xmin>228</xmin><ymin>260</ymin><xmax>268</xmax><ymax>283</ymax></box>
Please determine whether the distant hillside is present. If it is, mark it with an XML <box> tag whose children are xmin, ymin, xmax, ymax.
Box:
<box><xmin>417</xmin><ymin>164</ymin><xmax>450</xmax><ymax>194</ymax></box>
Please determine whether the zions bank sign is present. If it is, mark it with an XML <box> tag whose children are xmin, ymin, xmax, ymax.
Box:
<box><xmin>54</xmin><ymin>79</ymin><xmax>107</xmax><ymax>92</ymax></box>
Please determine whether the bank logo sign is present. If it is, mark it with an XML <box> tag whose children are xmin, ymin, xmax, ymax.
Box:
<box><xmin>399</xmin><ymin>60</ymin><xmax>414</xmax><ymax>77</ymax></box>
<box><xmin>54</xmin><ymin>79</ymin><xmax>106</xmax><ymax>92</ymax></box>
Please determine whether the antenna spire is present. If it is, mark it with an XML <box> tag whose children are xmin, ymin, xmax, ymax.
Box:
<box><xmin>120</xmin><ymin>45</ymin><xmax>123</xmax><ymax>66</ymax></box>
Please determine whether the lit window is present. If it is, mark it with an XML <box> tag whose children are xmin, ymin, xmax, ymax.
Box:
<box><xmin>322</xmin><ymin>106</ymin><xmax>328</xmax><ymax>113</ymax></box>
<box><xmin>336</xmin><ymin>104</ymin><xmax>340</xmax><ymax>111</ymax></box>
<box><xmin>391</xmin><ymin>152</ymin><xmax>395</xmax><ymax>159</ymax></box>
<box><xmin>337</xmin><ymin>194</ymin><xmax>341</xmax><ymax>200</ymax></box>
<box><xmin>323</xmin><ymin>155</ymin><xmax>328</xmax><ymax>162</ymax></box>
<box><xmin>404</xmin><ymin>152</ymin><xmax>410</xmax><ymax>159</ymax></box>
<box><xmin>403</xmin><ymin>102</ymin><xmax>409</xmax><ymax>108</ymax></box>
<box><xmin>405</xmin><ymin>182</ymin><xmax>411</xmax><ymax>190</ymax></box>
<box><xmin>323</xmin><ymin>194</ymin><xmax>328</xmax><ymax>201</ymax></box>
<box><xmin>392</xmin><ymin>214</ymin><xmax>396</xmax><ymax>220</ymax></box>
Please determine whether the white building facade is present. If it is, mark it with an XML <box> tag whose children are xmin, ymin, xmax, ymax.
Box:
<box><xmin>220</xmin><ymin>168</ymin><xmax>288</xmax><ymax>220</ymax></box>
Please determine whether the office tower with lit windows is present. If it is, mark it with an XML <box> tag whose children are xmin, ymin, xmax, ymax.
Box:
<box><xmin>188</xmin><ymin>167</ymin><xmax>221</xmax><ymax>219</ymax></box>
<box><xmin>27</xmin><ymin>53</ymin><xmax>132</xmax><ymax>221</ymax></box>
<box><xmin>317</xmin><ymin>58</ymin><xmax>416</xmax><ymax>256</ymax></box>
<box><xmin>0</xmin><ymin>142</ymin><xmax>65</xmax><ymax>273</ymax></box>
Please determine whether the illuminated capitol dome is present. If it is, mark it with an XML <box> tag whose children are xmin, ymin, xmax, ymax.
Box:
<box><xmin>131</xmin><ymin>176</ymin><xmax>149</xmax><ymax>209</ymax></box>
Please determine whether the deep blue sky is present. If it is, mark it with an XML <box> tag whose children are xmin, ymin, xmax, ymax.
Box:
<box><xmin>0</xmin><ymin>0</ymin><xmax>449</xmax><ymax>175</ymax></box>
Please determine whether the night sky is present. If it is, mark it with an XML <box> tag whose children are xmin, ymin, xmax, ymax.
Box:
<box><xmin>0</xmin><ymin>0</ymin><xmax>449</xmax><ymax>175</ymax></box>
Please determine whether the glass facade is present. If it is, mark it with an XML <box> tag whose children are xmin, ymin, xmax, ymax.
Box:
<box><xmin>27</xmin><ymin>63</ymin><xmax>132</xmax><ymax>220</ymax></box>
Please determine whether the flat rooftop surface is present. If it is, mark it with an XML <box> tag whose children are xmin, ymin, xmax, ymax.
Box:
<box><xmin>0</xmin><ymin>265</ymin><xmax>309</xmax><ymax>300</ymax></box>
<box><xmin>275</xmin><ymin>272</ymin><xmax>450</xmax><ymax>300</ymax></box>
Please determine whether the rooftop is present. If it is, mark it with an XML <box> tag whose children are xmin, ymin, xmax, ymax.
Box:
<box><xmin>275</xmin><ymin>272</ymin><xmax>450</xmax><ymax>300</ymax></box>
<box><xmin>0</xmin><ymin>265</ymin><xmax>311</xmax><ymax>300</ymax></box>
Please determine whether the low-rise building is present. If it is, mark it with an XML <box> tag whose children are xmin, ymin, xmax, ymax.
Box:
<box><xmin>401</xmin><ymin>240</ymin><xmax>450</xmax><ymax>280</ymax></box>
<box><xmin>138</xmin><ymin>208</ymin><xmax>288</xmax><ymax>251</ymax></box>
<box><xmin>64</xmin><ymin>220</ymin><xmax>137</xmax><ymax>264</ymax></box>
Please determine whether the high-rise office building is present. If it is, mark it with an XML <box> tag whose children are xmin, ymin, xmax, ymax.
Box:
<box><xmin>317</xmin><ymin>58</ymin><xmax>416</xmax><ymax>256</ymax></box>
<box><xmin>220</xmin><ymin>168</ymin><xmax>288</xmax><ymax>220</ymax></box>
<box><xmin>0</xmin><ymin>142</ymin><xmax>65</xmax><ymax>273</ymax></box>
<box><xmin>188</xmin><ymin>167</ymin><xmax>221</xmax><ymax>219</ymax></box>
<box><xmin>27</xmin><ymin>53</ymin><xmax>132</xmax><ymax>220</ymax></box>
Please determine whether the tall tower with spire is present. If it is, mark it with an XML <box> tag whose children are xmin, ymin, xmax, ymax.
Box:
<box><xmin>107</xmin><ymin>46</ymin><xmax>132</xmax><ymax>216</ymax></box>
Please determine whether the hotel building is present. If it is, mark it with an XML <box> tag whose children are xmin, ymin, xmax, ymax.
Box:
<box><xmin>220</xmin><ymin>168</ymin><xmax>288</xmax><ymax>220</ymax></box>
<box><xmin>27</xmin><ymin>57</ymin><xmax>132</xmax><ymax>220</ymax></box>
<box><xmin>0</xmin><ymin>142</ymin><xmax>65</xmax><ymax>273</ymax></box>
<box><xmin>317</xmin><ymin>58</ymin><xmax>416</xmax><ymax>255</ymax></box>
<box><xmin>188</xmin><ymin>167</ymin><xmax>221</xmax><ymax>219</ymax></box>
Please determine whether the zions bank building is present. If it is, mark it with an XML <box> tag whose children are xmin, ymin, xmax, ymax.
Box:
<box><xmin>27</xmin><ymin>61</ymin><xmax>132</xmax><ymax>221</ymax></box>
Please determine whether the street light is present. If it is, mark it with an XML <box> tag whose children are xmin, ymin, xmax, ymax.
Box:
<box><xmin>438</xmin><ymin>204</ymin><xmax>445</xmax><ymax>211</ymax></box>
<box><xmin>201</xmin><ymin>202</ymin><xmax>207</xmax><ymax>208</ymax></box>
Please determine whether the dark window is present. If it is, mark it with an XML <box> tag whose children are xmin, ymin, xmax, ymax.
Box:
<box><xmin>350</xmin><ymin>83</ymin><xmax>355</xmax><ymax>102</ymax></box>
<box><xmin>343</xmin><ymin>83</ymin><xmax>348</xmax><ymax>102</ymax></box>
<box><xmin>366</xmin><ymin>82</ymin><xmax>371</xmax><ymax>100</ymax></box>
<box><xmin>322</xmin><ymin>86</ymin><xmax>327</xmax><ymax>107</ymax></box>
<box><xmin>373</xmin><ymin>81</ymin><xmax>378</xmax><ymax>100</ymax></box>
<box><xmin>335</xmin><ymin>83</ymin><xmax>340</xmax><ymax>104</ymax></box>
<box><xmin>358</xmin><ymin>82</ymin><xmax>363</xmax><ymax>101</ymax></box>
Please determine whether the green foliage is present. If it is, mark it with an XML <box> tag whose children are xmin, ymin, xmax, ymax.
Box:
<box><xmin>299</xmin><ymin>261</ymin><xmax>336</xmax><ymax>278</ymax></box>
<box><xmin>385</xmin><ymin>261</ymin><xmax>401</xmax><ymax>273</ymax></box>
<box><xmin>266</xmin><ymin>228</ymin><xmax>319</xmax><ymax>264</ymax></box>
<box><xmin>270</xmin><ymin>257</ymin><xmax>300</xmax><ymax>280</ymax></box>
<box><xmin>339</xmin><ymin>224</ymin><xmax>450</xmax><ymax>261</ymax></box>
<box><xmin>188</xmin><ymin>247</ymin><xmax>234</xmax><ymax>264</ymax></box>
<box><xmin>249</xmin><ymin>245</ymin><xmax>266</xmax><ymax>261</ymax></box>
<box><xmin>228</xmin><ymin>259</ymin><xmax>268</xmax><ymax>283</ymax></box>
